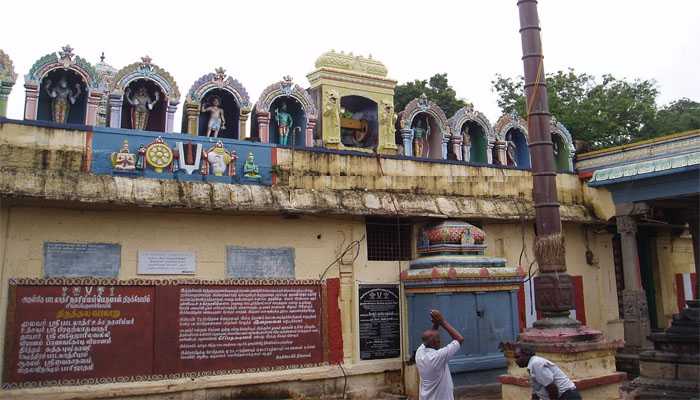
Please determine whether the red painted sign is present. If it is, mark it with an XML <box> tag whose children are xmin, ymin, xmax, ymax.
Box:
<box><xmin>2</xmin><ymin>280</ymin><xmax>341</xmax><ymax>388</ymax></box>
<box><xmin>3</xmin><ymin>285</ymin><xmax>154</xmax><ymax>385</ymax></box>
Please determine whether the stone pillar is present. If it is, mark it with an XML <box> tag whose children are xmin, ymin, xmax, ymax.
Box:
<box><xmin>451</xmin><ymin>134</ymin><xmax>463</xmax><ymax>161</ymax></box>
<box><xmin>305</xmin><ymin>119</ymin><xmax>316</xmax><ymax>147</ymax></box>
<box><xmin>400</xmin><ymin>128</ymin><xmax>413</xmax><ymax>157</ymax></box>
<box><xmin>339</xmin><ymin>262</ymin><xmax>354</xmax><ymax>364</ymax></box>
<box><xmin>85</xmin><ymin>92</ymin><xmax>101</xmax><ymax>126</ymax></box>
<box><xmin>24</xmin><ymin>84</ymin><xmax>39</xmax><ymax>120</ymax></box>
<box><xmin>495</xmin><ymin>140</ymin><xmax>507</xmax><ymax>165</ymax></box>
<box><xmin>239</xmin><ymin>108</ymin><xmax>251</xmax><ymax>140</ymax></box>
<box><xmin>463</xmin><ymin>137</ymin><xmax>471</xmax><ymax>162</ymax></box>
<box><xmin>0</xmin><ymin>84</ymin><xmax>12</xmax><ymax>117</ymax></box>
<box><xmin>185</xmin><ymin>103</ymin><xmax>199</xmax><ymax>136</ymax></box>
<box><xmin>166</xmin><ymin>101</ymin><xmax>178</xmax><ymax>133</ymax></box>
<box><xmin>256</xmin><ymin>111</ymin><xmax>271</xmax><ymax>143</ymax></box>
<box><xmin>487</xmin><ymin>141</ymin><xmax>494</xmax><ymax>164</ymax></box>
<box><xmin>108</xmin><ymin>93</ymin><xmax>123</xmax><ymax>128</ymax></box>
<box><xmin>441</xmin><ymin>133</ymin><xmax>449</xmax><ymax>159</ymax></box>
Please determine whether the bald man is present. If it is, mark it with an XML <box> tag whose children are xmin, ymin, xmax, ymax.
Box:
<box><xmin>415</xmin><ymin>310</ymin><xmax>464</xmax><ymax>400</ymax></box>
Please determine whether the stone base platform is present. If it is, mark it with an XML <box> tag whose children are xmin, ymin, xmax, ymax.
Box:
<box><xmin>499</xmin><ymin>326</ymin><xmax>625</xmax><ymax>400</ymax></box>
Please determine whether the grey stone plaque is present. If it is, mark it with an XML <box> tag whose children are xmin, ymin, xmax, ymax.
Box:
<box><xmin>226</xmin><ymin>246</ymin><xmax>295</xmax><ymax>278</ymax></box>
<box><xmin>43</xmin><ymin>242</ymin><xmax>121</xmax><ymax>278</ymax></box>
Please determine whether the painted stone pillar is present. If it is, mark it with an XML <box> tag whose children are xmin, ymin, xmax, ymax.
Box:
<box><xmin>166</xmin><ymin>101</ymin><xmax>178</xmax><ymax>133</ymax></box>
<box><xmin>441</xmin><ymin>133</ymin><xmax>449</xmax><ymax>159</ymax></box>
<box><xmin>487</xmin><ymin>142</ymin><xmax>494</xmax><ymax>164</ymax></box>
<box><xmin>24</xmin><ymin>84</ymin><xmax>39</xmax><ymax>120</ymax></box>
<box><xmin>462</xmin><ymin>136</ymin><xmax>471</xmax><ymax>162</ymax></box>
<box><xmin>451</xmin><ymin>134</ymin><xmax>463</xmax><ymax>161</ymax></box>
<box><xmin>86</xmin><ymin>92</ymin><xmax>102</xmax><ymax>126</ymax></box>
<box><xmin>0</xmin><ymin>83</ymin><xmax>13</xmax><ymax>117</ymax></box>
<box><xmin>256</xmin><ymin>111</ymin><xmax>271</xmax><ymax>143</ymax></box>
<box><xmin>400</xmin><ymin>128</ymin><xmax>413</xmax><ymax>157</ymax></box>
<box><xmin>240</xmin><ymin>108</ymin><xmax>251</xmax><ymax>140</ymax></box>
<box><xmin>108</xmin><ymin>93</ymin><xmax>123</xmax><ymax>128</ymax></box>
<box><xmin>185</xmin><ymin>103</ymin><xmax>199</xmax><ymax>135</ymax></box>
<box><xmin>495</xmin><ymin>140</ymin><xmax>507</xmax><ymax>165</ymax></box>
<box><xmin>306</xmin><ymin>118</ymin><xmax>316</xmax><ymax>147</ymax></box>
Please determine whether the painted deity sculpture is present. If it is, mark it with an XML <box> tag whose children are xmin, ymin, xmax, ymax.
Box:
<box><xmin>324</xmin><ymin>90</ymin><xmax>340</xmax><ymax>137</ymax></box>
<box><xmin>45</xmin><ymin>77</ymin><xmax>81</xmax><ymax>123</ymax></box>
<box><xmin>126</xmin><ymin>86</ymin><xmax>159</xmax><ymax>130</ymax></box>
<box><xmin>275</xmin><ymin>102</ymin><xmax>294</xmax><ymax>146</ymax></box>
<box><xmin>201</xmin><ymin>141</ymin><xmax>237</xmax><ymax>176</ymax></box>
<box><xmin>110</xmin><ymin>140</ymin><xmax>137</xmax><ymax>171</ymax></box>
<box><xmin>243</xmin><ymin>152</ymin><xmax>261</xmax><ymax>179</ymax></box>
<box><xmin>461</xmin><ymin>125</ymin><xmax>471</xmax><ymax>162</ymax></box>
<box><xmin>413</xmin><ymin>118</ymin><xmax>430</xmax><ymax>157</ymax></box>
<box><xmin>201</xmin><ymin>96</ymin><xmax>226</xmax><ymax>138</ymax></box>
<box><xmin>505</xmin><ymin>131</ymin><xmax>517</xmax><ymax>167</ymax></box>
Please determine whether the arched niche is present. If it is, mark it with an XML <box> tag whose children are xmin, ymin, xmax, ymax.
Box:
<box><xmin>448</xmin><ymin>105</ymin><xmax>492</xmax><ymax>163</ymax></box>
<box><xmin>494</xmin><ymin>112</ymin><xmax>531</xmax><ymax>168</ymax></box>
<box><xmin>109</xmin><ymin>56</ymin><xmax>180</xmax><ymax>132</ymax></box>
<box><xmin>252</xmin><ymin>76</ymin><xmax>316</xmax><ymax>147</ymax></box>
<box><xmin>551</xmin><ymin>118</ymin><xmax>575</xmax><ymax>172</ymax></box>
<box><xmin>397</xmin><ymin>94</ymin><xmax>449</xmax><ymax>159</ymax></box>
<box><xmin>23</xmin><ymin>45</ymin><xmax>100</xmax><ymax>125</ymax></box>
<box><xmin>120</xmin><ymin>79</ymin><xmax>167</xmax><ymax>132</ymax></box>
<box><xmin>0</xmin><ymin>49</ymin><xmax>17</xmax><ymax>117</ymax></box>
<box><xmin>183</xmin><ymin>68</ymin><xmax>251</xmax><ymax>139</ymax></box>
<box><xmin>340</xmin><ymin>95</ymin><xmax>378</xmax><ymax>148</ymax></box>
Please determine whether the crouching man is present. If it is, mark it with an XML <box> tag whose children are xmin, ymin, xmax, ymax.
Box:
<box><xmin>415</xmin><ymin>310</ymin><xmax>464</xmax><ymax>400</ymax></box>
<box><xmin>515</xmin><ymin>345</ymin><xmax>582</xmax><ymax>400</ymax></box>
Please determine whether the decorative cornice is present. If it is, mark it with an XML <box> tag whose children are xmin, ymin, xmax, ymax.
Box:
<box><xmin>314</xmin><ymin>50</ymin><xmax>388</xmax><ymax>77</ymax></box>
<box><xmin>111</xmin><ymin>56</ymin><xmax>180</xmax><ymax>100</ymax></box>
<box><xmin>0</xmin><ymin>49</ymin><xmax>17</xmax><ymax>85</ymax></box>
<box><xmin>448</xmin><ymin>104</ymin><xmax>494</xmax><ymax>140</ymax></box>
<box><xmin>24</xmin><ymin>46</ymin><xmax>98</xmax><ymax>88</ymax></box>
<box><xmin>186</xmin><ymin>69</ymin><xmax>251</xmax><ymax>110</ymax></box>
<box><xmin>398</xmin><ymin>94</ymin><xmax>449</xmax><ymax>134</ymax></box>
<box><xmin>255</xmin><ymin>76</ymin><xmax>316</xmax><ymax>119</ymax></box>
<box><xmin>589</xmin><ymin>151</ymin><xmax>700</xmax><ymax>186</ymax></box>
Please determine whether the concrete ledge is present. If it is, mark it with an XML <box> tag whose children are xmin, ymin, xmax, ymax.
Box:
<box><xmin>2</xmin><ymin>360</ymin><xmax>401</xmax><ymax>400</ymax></box>
<box><xmin>0</xmin><ymin>169</ymin><xmax>599</xmax><ymax>222</ymax></box>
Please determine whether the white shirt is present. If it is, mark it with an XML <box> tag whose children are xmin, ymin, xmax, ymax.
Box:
<box><xmin>415</xmin><ymin>340</ymin><xmax>461</xmax><ymax>400</ymax></box>
<box><xmin>527</xmin><ymin>355</ymin><xmax>576</xmax><ymax>400</ymax></box>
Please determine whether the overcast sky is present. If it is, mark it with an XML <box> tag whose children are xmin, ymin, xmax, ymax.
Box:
<box><xmin>2</xmin><ymin>0</ymin><xmax>698</xmax><ymax>130</ymax></box>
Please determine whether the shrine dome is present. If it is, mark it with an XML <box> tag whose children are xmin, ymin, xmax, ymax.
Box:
<box><xmin>314</xmin><ymin>50</ymin><xmax>388</xmax><ymax>77</ymax></box>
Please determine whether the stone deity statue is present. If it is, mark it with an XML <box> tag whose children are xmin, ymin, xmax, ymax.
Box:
<box><xmin>506</xmin><ymin>140</ymin><xmax>517</xmax><ymax>167</ymax></box>
<box><xmin>125</xmin><ymin>86</ymin><xmax>160</xmax><ymax>130</ymax></box>
<box><xmin>324</xmin><ymin>90</ymin><xmax>340</xmax><ymax>136</ymax></box>
<box><xmin>201</xmin><ymin>96</ymin><xmax>226</xmax><ymax>138</ymax></box>
<box><xmin>461</xmin><ymin>125</ymin><xmax>471</xmax><ymax>162</ymax></box>
<box><xmin>45</xmin><ymin>77</ymin><xmax>81</xmax><ymax>124</ymax></box>
<box><xmin>110</xmin><ymin>140</ymin><xmax>137</xmax><ymax>171</ymax></box>
<box><xmin>413</xmin><ymin>118</ymin><xmax>430</xmax><ymax>157</ymax></box>
<box><xmin>275</xmin><ymin>101</ymin><xmax>294</xmax><ymax>146</ymax></box>
<box><xmin>243</xmin><ymin>152</ymin><xmax>261</xmax><ymax>179</ymax></box>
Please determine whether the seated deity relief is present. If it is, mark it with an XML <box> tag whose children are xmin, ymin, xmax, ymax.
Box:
<box><xmin>111</xmin><ymin>140</ymin><xmax>137</xmax><ymax>171</ymax></box>
<box><xmin>243</xmin><ymin>152</ymin><xmax>261</xmax><ymax>180</ymax></box>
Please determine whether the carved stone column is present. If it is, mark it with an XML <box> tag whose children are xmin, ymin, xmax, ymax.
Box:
<box><xmin>185</xmin><ymin>103</ymin><xmax>199</xmax><ymax>136</ymax></box>
<box><xmin>85</xmin><ymin>91</ymin><xmax>102</xmax><ymax>126</ymax></box>
<box><xmin>239</xmin><ymin>108</ymin><xmax>251</xmax><ymax>140</ymax></box>
<box><xmin>451</xmin><ymin>134</ymin><xmax>463</xmax><ymax>161</ymax></box>
<box><xmin>23</xmin><ymin>84</ymin><xmax>39</xmax><ymax>120</ymax></box>
<box><xmin>0</xmin><ymin>83</ymin><xmax>13</xmax><ymax>117</ymax></box>
<box><xmin>165</xmin><ymin>101</ymin><xmax>178</xmax><ymax>132</ymax></box>
<box><xmin>108</xmin><ymin>93</ymin><xmax>123</xmax><ymax>128</ymax></box>
<box><xmin>616</xmin><ymin>213</ymin><xmax>651</xmax><ymax>376</ymax></box>
<box><xmin>441</xmin><ymin>133</ymin><xmax>449</xmax><ymax>160</ymax></box>
<box><xmin>305</xmin><ymin>119</ymin><xmax>316</xmax><ymax>147</ymax></box>
<box><xmin>400</xmin><ymin>128</ymin><xmax>413</xmax><ymax>157</ymax></box>
<box><xmin>495</xmin><ymin>140</ymin><xmax>507</xmax><ymax>165</ymax></box>
<box><xmin>256</xmin><ymin>111</ymin><xmax>271</xmax><ymax>143</ymax></box>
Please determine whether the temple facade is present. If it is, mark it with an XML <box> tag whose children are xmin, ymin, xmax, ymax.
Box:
<box><xmin>0</xmin><ymin>47</ymin><xmax>695</xmax><ymax>400</ymax></box>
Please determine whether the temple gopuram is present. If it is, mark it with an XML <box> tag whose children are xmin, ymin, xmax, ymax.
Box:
<box><xmin>0</xmin><ymin>47</ymin><xmax>696</xmax><ymax>400</ymax></box>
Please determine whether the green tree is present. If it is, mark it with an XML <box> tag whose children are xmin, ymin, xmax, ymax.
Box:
<box><xmin>492</xmin><ymin>69</ymin><xmax>659</xmax><ymax>149</ymax></box>
<box><xmin>395</xmin><ymin>73</ymin><xmax>467</xmax><ymax>117</ymax></box>
<box><xmin>642</xmin><ymin>98</ymin><xmax>700</xmax><ymax>137</ymax></box>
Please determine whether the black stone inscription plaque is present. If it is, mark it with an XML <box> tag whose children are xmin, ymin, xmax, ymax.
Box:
<box><xmin>226</xmin><ymin>246</ymin><xmax>295</xmax><ymax>278</ymax></box>
<box><xmin>359</xmin><ymin>284</ymin><xmax>401</xmax><ymax>360</ymax></box>
<box><xmin>43</xmin><ymin>242</ymin><xmax>121</xmax><ymax>278</ymax></box>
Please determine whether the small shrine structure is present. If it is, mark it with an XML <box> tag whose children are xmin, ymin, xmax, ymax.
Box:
<box><xmin>183</xmin><ymin>68</ymin><xmax>251</xmax><ymax>140</ymax></box>
<box><xmin>23</xmin><ymin>45</ymin><xmax>101</xmax><ymax>125</ymax></box>
<box><xmin>397</xmin><ymin>94</ymin><xmax>450</xmax><ymax>159</ymax></box>
<box><xmin>0</xmin><ymin>49</ymin><xmax>16</xmax><ymax>117</ymax></box>
<box><xmin>308</xmin><ymin>51</ymin><xmax>397</xmax><ymax>153</ymax></box>
<box><xmin>448</xmin><ymin>104</ymin><xmax>493</xmax><ymax>163</ymax></box>
<box><xmin>108</xmin><ymin>56</ymin><xmax>180</xmax><ymax>132</ymax></box>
